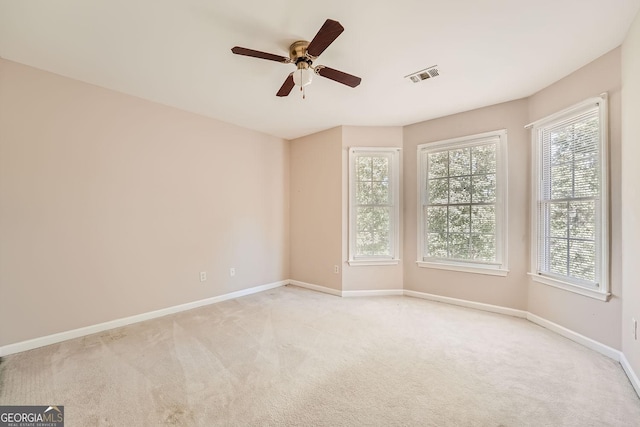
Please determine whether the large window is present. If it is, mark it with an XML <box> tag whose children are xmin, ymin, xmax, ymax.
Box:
<box><xmin>529</xmin><ymin>96</ymin><xmax>609</xmax><ymax>300</ymax></box>
<box><xmin>418</xmin><ymin>130</ymin><xmax>508</xmax><ymax>275</ymax></box>
<box><xmin>348</xmin><ymin>148</ymin><xmax>400</xmax><ymax>265</ymax></box>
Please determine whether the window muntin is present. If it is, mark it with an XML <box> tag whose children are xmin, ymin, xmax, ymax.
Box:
<box><xmin>349</xmin><ymin>148</ymin><xmax>400</xmax><ymax>264</ymax></box>
<box><xmin>531</xmin><ymin>98</ymin><xmax>608</xmax><ymax>295</ymax></box>
<box><xmin>418</xmin><ymin>130</ymin><xmax>508</xmax><ymax>274</ymax></box>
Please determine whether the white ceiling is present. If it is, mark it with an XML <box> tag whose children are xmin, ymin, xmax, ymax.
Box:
<box><xmin>1</xmin><ymin>0</ymin><xmax>639</xmax><ymax>140</ymax></box>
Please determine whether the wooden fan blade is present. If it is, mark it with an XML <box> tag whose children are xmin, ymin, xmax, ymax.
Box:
<box><xmin>316</xmin><ymin>66</ymin><xmax>361</xmax><ymax>88</ymax></box>
<box><xmin>307</xmin><ymin>19</ymin><xmax>344</xmax><ymax>58</ymax></box>
<box><xmin>276</xmin><ymin>74</ymin><xmax>295</xmax><ymax>97</ymax></box>
<box><xmin>231</xmin><ymin>46</ymin><xmax>289</xmax><ymax>63</ymax></box>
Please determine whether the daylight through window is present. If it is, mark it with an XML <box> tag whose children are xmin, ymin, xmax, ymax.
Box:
<box><xmin>349</xmin><ymin>148</ymin><xmax>400</xmax><ymax>265</ymax></box>
<box><xmin>418</xmin><ymin>130</ymin><xmax>508</xmax><ymax>275</ymax></box>
<box><xmin>530</xmin><ymin>96</ymin><xmax>609</xmax><ymax>299</ymax></box>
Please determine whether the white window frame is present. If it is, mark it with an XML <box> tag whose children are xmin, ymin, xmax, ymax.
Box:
<box><xmin>527</xmin><ymin>94</ymin><xmax>610</xmax><ymax>301</ymax></box>
<box><xmin>348</xmin><ymin>147</ymin><xmax>401</xmax><ymax>266</ymax></box>
<box><xmin>417</xmin><ymin>130</ymin><xmax>509</xmax><ymax>276</ymax></box>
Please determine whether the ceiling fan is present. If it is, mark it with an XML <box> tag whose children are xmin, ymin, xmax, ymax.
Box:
<box><xmin>231</xmin><ymin>19</ymin><xmax>362</xmax><ymax>98</ymax></box>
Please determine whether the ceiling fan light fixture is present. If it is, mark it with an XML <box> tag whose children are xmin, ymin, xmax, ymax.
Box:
<box><xmin>231</xmin><ymin>19</ymin><xmax>361</xmax><ymax>98</ymax></box>
<box><xmin>293</xmin><ymin>64</ymin><xmax>314</xmax><ymax>87</ymax></box>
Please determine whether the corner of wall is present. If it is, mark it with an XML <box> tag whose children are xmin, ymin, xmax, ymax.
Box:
<box><xmin>621</xmin><ymin>7</ymin><xmax>640</xmax><ymax>390</ymax></box>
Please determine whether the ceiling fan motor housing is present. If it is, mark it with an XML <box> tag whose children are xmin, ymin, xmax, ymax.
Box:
<box><xmin>289</xmin><ymin>40</ymin><xmax>313</xmax><ymax>65</ymax></box>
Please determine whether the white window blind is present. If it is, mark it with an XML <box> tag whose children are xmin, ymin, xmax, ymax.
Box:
<box><xmin>538</xmin><ymin>108</ymin><xmax>601</xmax><ymax>286</ymax></box>
<box><xmin>530</xmin><ymin>95</ymin><xmax>609</xmax><ymax>299</ymax></box>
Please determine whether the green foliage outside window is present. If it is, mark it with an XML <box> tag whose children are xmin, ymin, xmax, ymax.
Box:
<box><xmin>355</xmin><ymin>155</ymin><xmax>391</xmax><ymax>256</ymax></box>
<box><xmin>424</xmin><ymin>144</ymin><xmax>497</xmax><ymax>262</ymax></box>
<box><xmin>543</xmin><ymin>115</ymin><xmax>599</xmax><ymax>283</ymax></box>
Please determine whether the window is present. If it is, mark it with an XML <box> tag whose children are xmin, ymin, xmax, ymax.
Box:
<box><xmin>529</xmin><ymin>95</ymin><xmax>609</xmax><ymax>300</ymax></box>
<box><xmin>348</xmin><ymin>148</ymin><xmax>400</xmax><ymax>265</ymax></box>
<box><xmin>417</xmin><ymin>130</ymin><xmax>508</xmax><ymax>275</ymax></box>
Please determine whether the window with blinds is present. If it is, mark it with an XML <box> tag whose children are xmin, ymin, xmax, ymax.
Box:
<box><xmin>417</xmin><ymin>130</ymin><xmax>508</xmax><ymax>275</ymax></box>
<box><xmin>531</xmin><ymin>97</ymin><xmax>609</xmax><ymax>298</ymax></box>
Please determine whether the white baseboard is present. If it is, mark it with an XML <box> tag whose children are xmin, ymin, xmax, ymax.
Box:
<box><xmin>620</xmin><ymin>353</ymin><xmax>640</xmax><ymax>398</ymax></box>
<box><xmin>526</xmin><ymin>313</ymin><xmax>621</xmax><ymax>361</ymax></box>
<box><xmin>403</xmin><ymin>289</ymin><xmax>528</xmax><ymax>319</ymax></box>
<box><xmin>342</xmin><ymin>289</ymin><xmax>404</xmax><ymax>297</ymax></box>
<box><xmin>287</xmin><ymin>280</ymin><xmax>342</xmax><ymax>297</ymax></box>
<box><xmin>2</xmin><ymin>278</ymin><xmax>638</xmax><ymax>400</ymax></box>
<box><xmin>402</xmin><ymin>290</ymin><xmax>622</xmax><ymax>360</ymax></box>
<box><xmin>403</xmin><ymin>289</ymin><xmax>638</xmax><ymax>397</ymax></box>
<box><xmin>0</xmin><ymin>280</ymin><xmax>287</xmax><ymax>357</ymax></box>
<box><xmin>288</xmin><ymin>281</ymin><xmax>402</xmax><ymax>298</ymax></box>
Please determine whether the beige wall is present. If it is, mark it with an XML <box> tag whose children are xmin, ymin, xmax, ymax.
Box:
<box><xmin>622</xmin><ymin>12</ymin><xmax>640</xmax><ymax>377</ymax></box>
<box><xmin>403</xmin><ymin>99</ymin><xmax>530</xmax><ymax>310</ymax></box>
<box><xmin>0</xmin><ymin>38</ymin><xmax>635</xmax><ymax>362</ymax></box>
<box><xmin>341</xmin><ymin>126</ymin><xmax>404</xmax><ymax>291</ymax></box>
<box><xmin>0</xmin><ymin>59</ymin><xmax>290</xmax><ymax>346</ymax></box>
<box><xmin>527</xmin><ymin>48</ymin><xmax>622</xmax><ymax>349</ymax></box>
<box><xmin>289</xmin><ymin>127</ymin><xmax>342</xmax><ymax>290</ymax></box>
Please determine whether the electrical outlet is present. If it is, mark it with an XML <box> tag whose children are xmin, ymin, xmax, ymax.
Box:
<box><xmin>633</xmin><ymin>318</ymin><xmax>638</xmax><ymax>340</ymax></box>
<box><xmin>334</xmin><ymin>265</ymin><xmax>339</xmax><ymax>274</ymax></box>
<box><xmin>200</xmin><ymin>272</ymin><xmax>207</xmax><ymax>282</ymax></box>
<box><xmin>230</xmin><ymin>267</ymin><xmax>236</xmax><ymax>277</ymax></box>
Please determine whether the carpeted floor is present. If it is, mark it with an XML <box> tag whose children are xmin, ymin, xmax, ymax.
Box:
<box><xmin>1</xmin><ymin>285</ymin><xmax>639</xmax><ymax>426</ymax></box>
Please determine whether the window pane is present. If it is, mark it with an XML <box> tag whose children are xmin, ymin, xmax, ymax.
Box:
<box><xmin>357</xmin><ymin>232</ymin><xmax>389</xmax><ymax>256</ymax></box>
<box><xmin>373</xmin><ymin>230</ymin><xmax>391</xmax><ymax>255</ymax></box>
<box><xmin>426</xmin><ymin>232</ymin><xmax>448</xmax><ymax>258</ymax></box>
<box><xmin>428</xmin><ymin>152</ymin><xmax>448</xmax><ymax>178</ymax></box>
<box><xmin>356</xmin><ymin>157</ymin><xmax>372</xmax><ymax>181</ymax></box>
<box><xmin>356</xmin><ymin>207</ymin><xmax>391</xmax><ymax>256</ymax></box>
<box><xmin>569</xmin><ymin>201</ymin><xmax>595</xmax><ymax>240</ymax></box>
<box><xmin>549</xmin><ymin>238</ymin><xmax>568</xmax><ymax>276</ymax></box>
<box><xmin>471</xmin><ymin>206</ymin><xmax>495</xmax><ymax>234</ymax></box>
<box><xmin>449</xmin><ymin>233</ymin><xmax>470</xmax><ymax>259</ymax></box>
<box><xmin>371</xmin><ymin>157</ymin><xmax>389</xmax><ymax>181</ymax></box>
<box><xmin>472</xmin><ymin>174</ymin><xmax>496</xmax><ymax>203</ymax></box>
<box><xmin>426</xmin><ymin>206</ymin><xmax>447</xmax><ymax>233</ymax></box>
<box><xmin>550</xmin><ymin>134</ymin><xmax>572</xmax><ymax>164</ymax></box>
<box><xmin>574</xmin><ymin>157</ymin><xmax>598</xmax><ymax>198</ymax></box>
<box><xmin>550</xmin><ymin>164</ymin><xmax>572</xmax><ymax>199</ymax></box>
<box><xmin>449</xmin><ymin>148</ymin><xmax>470</xmax><ymax>176</ymax></box>
<box><xmin>448</xmin><ymin>205</ymin><xmax>471</xmax><ymax>233</ymax></box>
<box><xmin>357</xmin><ymin>207</ymin><xmax>389</xmax><ymax>232</ymax></box>
<box><xmin>356</xmin><ymin>234</ymin><xmax>373</xmax><ymax>255</ymax></box>
<box><xmin>550</xmin><ymin>202</ymin><xmax>568</xmax><ymax>238</ymax></box>
<box><xmin>371</xmin><ymin>181</ymin><xmax>390</xmax><ymax>204</ymax></box>
<box><xmin>471</xmin><ymin>234</ymin><xmax>495</xmax><ymax>261</ymax></box>
<box><xmin>573</xmin><ymin>116</ymin><xmax>599</xmax><ymax>160</ymax></box>
<box><xmin>569</xmin><ymin>240</ymin><xmax>595</xmax><ymax>282</ymax></box>
<box><xmin>428</xmin><ymin>178</ymin><xmax>448</xmax><ymax>204</ymax></box>
<box><xmin>471</xmin><ymin>144</ymin><xmax>496</xmax><ymax>174</ymax></box>
<box><xmin>356</xmin><ymin>182</ymin><xmax>373</xmax><ymax>205</ymax></box>
<box><xmin>449</xmin><ymin>176</ymin><xmax>471</xmax><ymax>204</ymax></box>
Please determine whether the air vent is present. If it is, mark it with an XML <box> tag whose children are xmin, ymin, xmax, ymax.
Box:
<box><xmin>405</xmin><ymin>65</ymin><xmax>440</xmax><ymax>83</ymax></box>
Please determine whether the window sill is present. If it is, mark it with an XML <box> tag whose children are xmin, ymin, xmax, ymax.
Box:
<box><xmin>416</xmin><ymin>261</ymin><xmax>509</xmax><ymax>277</ymax></box>
<box><xmin>348</xmin><ymin>259</ymin><xmax>401</xmax><ymax>266</ymax></box>
<box><xmin>528</xmin><ymin>273</ymin><xmax>611</xmax><ymax>302</ymax></box>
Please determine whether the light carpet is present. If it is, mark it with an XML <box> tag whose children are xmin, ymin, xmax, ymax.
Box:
<box><xmin>1</xmin><ymin>285</ymin><xmax>639</xmax><ymax>426</ymax></box>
